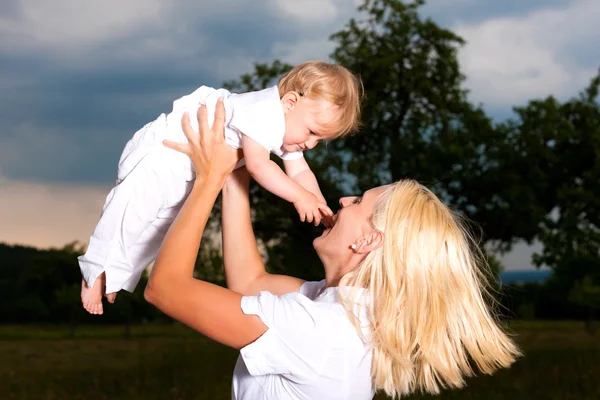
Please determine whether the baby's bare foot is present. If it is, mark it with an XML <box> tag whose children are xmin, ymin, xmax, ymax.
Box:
<box><xmin>81</xmin><ymin>272</ymin><xmax>106</xmax><ymax>315</ymax></box>
<box><xmin>105</xmin><ymin>292</ymin><xmax>117</xmax><ymax>304</ymax></box>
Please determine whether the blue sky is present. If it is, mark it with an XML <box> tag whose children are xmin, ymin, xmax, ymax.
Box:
<box><xmin>1</xmin><ymin>0</ymin><xmax>598</xmax><ymax>269</ymax></box>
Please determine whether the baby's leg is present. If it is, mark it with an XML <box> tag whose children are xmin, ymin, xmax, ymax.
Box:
<box><xmin>83</xmin><ymin>208</ymin><xmax>182</xmax><ymax>313</ymax></box>
<box><xmin>111</xmin><ymin>206</ymin><xmax>181</xmax><ymax>298</ymax></box>
<box><xmin>79</xmin><ymin>184</ymin><xmax>120</xmax><ymax>315</ymax></box>
<box><xmin>79</xmin><ymin>149</ymin><xmax>189</xmax><ymax>315</ymax></box>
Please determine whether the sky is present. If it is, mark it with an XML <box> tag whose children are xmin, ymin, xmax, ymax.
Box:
<box><xmin>1</xmin><ymin>0</ymin><xmax>598</xmax><ymax>270</ymax></box>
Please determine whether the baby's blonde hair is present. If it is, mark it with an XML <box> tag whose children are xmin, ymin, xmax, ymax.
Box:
<box><xmin>278</xmin><ymin>60</ymin><xmax>363</xmax><ymax>138</ymax></box>
<box><xmin>340</xmin><ymin>180</ymin><xmax>521</xmax><ymax>398</ymax></box>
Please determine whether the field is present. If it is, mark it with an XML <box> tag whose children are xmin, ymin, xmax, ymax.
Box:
<box><xmin>1</xmin><ymin>321</ymin><xmax>598</xmax><ymax>400</ymax></box>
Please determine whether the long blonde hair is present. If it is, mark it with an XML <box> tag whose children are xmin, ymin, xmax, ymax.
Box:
<box><xmin>340</xmin><ymin>180</ymin><xmax>521</xmax><ymax>397</ymax></box>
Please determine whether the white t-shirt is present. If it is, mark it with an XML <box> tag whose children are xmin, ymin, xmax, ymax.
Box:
<box><xmin>231</xmin><ymin>280</ymin><xmax>375</xmax><ymax>400</ymax></box>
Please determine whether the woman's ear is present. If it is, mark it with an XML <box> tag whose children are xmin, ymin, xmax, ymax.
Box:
<box><xmin>354</xmin><ymin>230</ymin><xmax>383</xmax><ymax>254</ymax></box>
<box><xmin>281</xmin><ymin>91</ymin><xmax>300</xmax><ymax>114</ymax></box>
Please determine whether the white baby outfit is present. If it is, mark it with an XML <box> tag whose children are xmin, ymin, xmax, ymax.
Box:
<box><xmin>78</xmin><ymin>86</ymin><xmax>303</xmax><ymax>293</ymax></box>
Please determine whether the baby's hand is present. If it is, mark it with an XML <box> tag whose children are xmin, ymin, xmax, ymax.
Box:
<box><xmin>293</xmin><ymin>190</ymin><xmax>333</xmax><ymax>226</ymax></box>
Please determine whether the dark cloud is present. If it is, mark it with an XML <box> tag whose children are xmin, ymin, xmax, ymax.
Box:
<box><xmin>0</xmin><ymin>0</ymin><xmax>20</xmax><ymax>18</ymax></box>
<box><xmin>0</xmin><ymin>0</ymin><xmax>595</xmax><ymax>185</ymax></box>
<box><xmin>0</xmin><ymin>0</ymin><xmax>317</xmax><ymax>184</ymax></box>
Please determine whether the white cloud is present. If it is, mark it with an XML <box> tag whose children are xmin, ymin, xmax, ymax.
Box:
<box><xmin>0</xmin><ymin>0</ymin><xmax>162</xmax><ymax>50</ymax></box>
<box><xmin>275</xmin><ymin>0</ymin><xmax>338</xmax><ymax>21</ymax></box>
<box><xmin>455</xmin><ymin>0</ymin><xmax>599</xmax><ymax>108</ymax></box>
<box><xmin>271</xmin><ymin>0</ymin><xmax>359</xmax><ymax>65</ymax></box>
<box><xmin>0</xmin><ymin>179</ymin><xmax>110</xmax><ymax>249</ymax></box>
<box><xmin>272</xmin><ymin>37</ymin><xmax>335</xmax><ymax>65</ymax></box>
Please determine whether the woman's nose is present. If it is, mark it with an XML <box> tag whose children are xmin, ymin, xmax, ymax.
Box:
<box><xmin>339</xmin><ymin>197</ymin><xmax>352</xmax><ymax>207</ymax></box>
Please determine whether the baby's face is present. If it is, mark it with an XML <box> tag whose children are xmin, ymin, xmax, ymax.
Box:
<box><xmin>281</xmin><ymin>95</ymin><xmax>339</xmax><ymax>153</ymax></box>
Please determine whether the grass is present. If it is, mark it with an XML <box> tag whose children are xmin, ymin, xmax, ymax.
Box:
<box><xmin>1</xmin><ymin>321</ymin><xmax>598</xmax><ymax>400</ymax></box>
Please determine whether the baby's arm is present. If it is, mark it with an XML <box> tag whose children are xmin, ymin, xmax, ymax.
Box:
<box><xmin>282</xmin><ymin>157</ymin><xmax>326</xmax><ymax>204</ymax></box>
<box><xmin>241</xmin><ymin>135</ymin><xmax>328</xmax><ymax>225</ymax></box>
<box><xmin>242</xmin><ymin>135</ymin><xmax>305</xmax><ymax>202</ymax></box>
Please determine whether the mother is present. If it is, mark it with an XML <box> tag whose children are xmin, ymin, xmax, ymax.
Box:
<box><xmin>144</xmin><ymin>100</ymin><xmax>520</xmax><ymax>399</ymax></box>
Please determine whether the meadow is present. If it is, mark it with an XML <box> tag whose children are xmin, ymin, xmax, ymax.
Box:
<box><xmin>1</xmin><ymin>321</ymin><xmax>598</xmax><ymax>400</ymax></box>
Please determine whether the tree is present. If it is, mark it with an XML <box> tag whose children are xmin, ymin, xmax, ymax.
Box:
<box><xmin>225</xmin><ymin>0</ymin><xmax>546</xmax><ymax>280</ymax></box>
<box><xmin>328</xmin><ymin>0</ymin><xmax>569</xmax><ymax>251</ymax></box>
<box><xmin>569</xmin><ymin>276</ymin><xmax>600</xmax><ymax>334</ymax></box>
<box><xmin>528</xmin><ymin>71</ymin><xmax>600</xmax><ymax>333</ymax></box>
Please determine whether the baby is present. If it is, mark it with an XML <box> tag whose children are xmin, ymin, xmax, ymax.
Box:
<box><xmin>78</xmin><ymin>61</ymin><xmax>363</xmax><ymax>314</ymax></box>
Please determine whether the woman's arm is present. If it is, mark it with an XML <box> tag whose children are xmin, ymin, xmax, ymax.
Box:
<box><xmin>221</xmin><ymin>167</ymin><xmax>305</xmax><ymax>296</ymax></box>
<box><xmin>144</xmin><ymin>102</ymin><xmax>267</xmax><ymax>349</ymax></box>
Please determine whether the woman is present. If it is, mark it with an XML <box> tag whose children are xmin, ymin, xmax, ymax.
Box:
<box><xmin>144</xmin><ymin>100</ymin><xmax>521</xmax><ymax>399</ymax></box>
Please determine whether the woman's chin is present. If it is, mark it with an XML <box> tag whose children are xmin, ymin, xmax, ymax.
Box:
<box><xmin>313</xmin><ymin>228</ymin><xmax>327</xmax><ymax>245</ymax></box>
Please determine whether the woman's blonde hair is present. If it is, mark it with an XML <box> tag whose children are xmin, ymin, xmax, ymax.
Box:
<box><xmin>340</xmin><ymin>180</ymin><xmax>521</xmax><ymax>398</ymax></box>
<box><xmin>278</xmin><ymin>60</ymin><xmax>363</xmax><ymax>138</ymax></box>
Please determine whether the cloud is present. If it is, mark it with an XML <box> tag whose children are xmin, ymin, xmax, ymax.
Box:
<box><xmin>2</xmin><ymin>0</ymin><xmax>598</xmax><ymax>186</ymax></box>
<box><xmin>0</xmin><ymin>0</ymin><xmax>360</xmax><ymax>185</ymax></box>
<box><xmin>0</xmin><ymin>179</ymin><xmax>111</xmax><ymax>249</ymax></box>
<box><xmin>454</xmin><ymin>0</ymin><xmax>600</xmax><ymax>108</ymax></box>
<box><xmin>498</xmin><ymin>241</ymin><xmax>543</xmax><ymax>271</ymax></box>
<box><xmin>424</xmin><ymin>0</ymin><xmax>569</xmax><ymax>27</ymax></box>
<box><xmin>275</xmin><ymin>0</ymin><xmax>338</xmax><ymax>21</ymax></box>
<box><xmin>0</xmin><ymin>0</ymin><xmax>162</xmax><ymax>56</ymax></box>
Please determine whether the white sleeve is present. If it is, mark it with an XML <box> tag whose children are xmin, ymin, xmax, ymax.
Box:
<box><xmin>228</xmin><ymin>87</ymin><xmax>286</xmax><ymax>154</ymax></box>
<box><xmin>239</xmin><ymin>291</ymin><xmax>333</xmax><ymax>382</ymax></box>
<box><xmin>280</xmin><ymin>150</ymin><xmax>304</xmax><ymax>161</ymax></box>
<box><xmin>230</xmin><ymin>115</ymin><xmax>276</xmax><ymax>152</ymax></box>
<box><xmin>78</xmin><ymin>150</ymin><xmax>175</xmax><ymax>294</ymax></box>
<box><xmin>299</xmin><ymin>280</ymin><xmax>326</xmax><ymax>299</ymax></box>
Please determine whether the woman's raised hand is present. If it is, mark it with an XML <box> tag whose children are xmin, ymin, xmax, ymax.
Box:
<box><xmin>163</xmin><ymin>98</ymin><xmax>242</xmax><ymax>184</ymax></box>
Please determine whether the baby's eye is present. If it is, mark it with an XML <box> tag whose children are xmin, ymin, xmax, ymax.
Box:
<box><xmin>353</xmin><ymin>197</ymin><xmax>362</xmax><ymax>204</ymax></box>
<box><xmin>308</xmin><ymin>130</ymin><xmax>315</xmax><ymax>135</ymax></box>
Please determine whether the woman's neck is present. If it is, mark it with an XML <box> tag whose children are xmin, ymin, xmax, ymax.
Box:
<box><xmin>322</xmin><ymin>254</ymin><xmax>362</xmax><ymax>288</ymax></box>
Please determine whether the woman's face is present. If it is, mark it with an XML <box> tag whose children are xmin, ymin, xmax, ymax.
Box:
<box><xmin>313</xmin><ymin>185</ymin><xmax>390</xmax><ymax>259</ymax></box>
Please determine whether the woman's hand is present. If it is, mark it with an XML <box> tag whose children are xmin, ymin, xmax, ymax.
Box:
<box><xmin>163</xmin><ymin>98</ymin><xmax>242</xmax><ymax>184</ymax></box>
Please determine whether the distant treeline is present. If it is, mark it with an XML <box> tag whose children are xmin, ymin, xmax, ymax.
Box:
<box><xmin>0</xmin><ymin>242</ymin><xmax>162</xmax><ymax>326</ymax></box>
